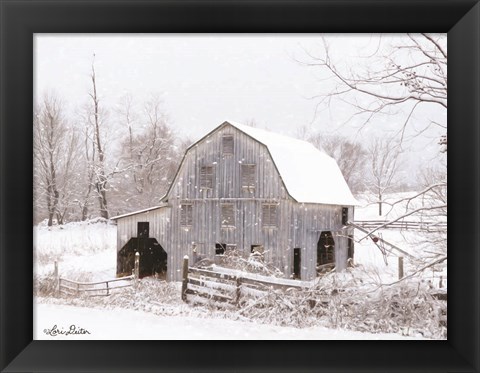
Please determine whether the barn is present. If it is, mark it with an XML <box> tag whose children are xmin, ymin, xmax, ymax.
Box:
<box><xmin>111</xmin><ymin>120</ymin><xmax>357</xmax><ymax>281</ymax></box>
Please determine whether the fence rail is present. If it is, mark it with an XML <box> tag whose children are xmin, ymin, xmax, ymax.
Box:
<box><xmin>59</xmin><ymin>275</ymin><xmax>134</xmax><ymax>297</ymax></box>
<box><xmin>180</xmin><ymin>257</ymin><xmax>447</xmax><ymax>309</ymax></box>
<box><xmin>353</xmin><ymin>220</ymin><xmax>447</xmax><ymax>232</ymax></box>
<box><xmin>181</xmin><ymin>257</ymin><xmax>308</xmax><ymax>308</ymax></box>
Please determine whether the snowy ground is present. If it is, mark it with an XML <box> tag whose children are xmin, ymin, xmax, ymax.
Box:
<box><xmin>34</xmin><ymin>302</ymin><xmax>426</xmax><ymax>340</ymax></box>
<box><xmin>33</xmin><ymin>193</ymin><xmax>445</xmax><ymax>340</ymax></box>
<box><xmin>352</xmin><ymin>192</ymin><xmax>447</xmax><ymax>286</ymax></box>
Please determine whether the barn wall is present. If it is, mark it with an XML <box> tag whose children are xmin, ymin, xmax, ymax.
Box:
<box><xmin>164</xmin><ymin>124</ymin><xmax>355</xmax><ymax>281</ymax></box>
<box><xmin>115</xmin><ymin>207</ymin><xmax>172</xmax><ymax>278</ymax></box>
<box><xmin>166</xmin><ymin>124</ymin><xmax>292</xmax><ymax>281</ymax></box>
<box><xmin>115</xmin><ymin>123</ymin><xmax>356</xmax><ymax>282</ymax></box>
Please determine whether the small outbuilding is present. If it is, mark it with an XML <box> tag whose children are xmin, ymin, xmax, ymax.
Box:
<box><xmin>111</xmin><ymin>121</ymin><xmax>357</xmax><ymax>281</ymax></box>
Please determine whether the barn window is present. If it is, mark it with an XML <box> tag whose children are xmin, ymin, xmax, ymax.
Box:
<box><xmin>241</xmin><ymin>164</ymin><xmax>256</xmax><ymax>190</ymax></box>
<box><xmin>200</xmin><ymin>165</ymin><xmax>214</xmax><ymax>189</ymax></box>
<box><xmin>180</xmin><ymin>203</ymin><xmax>193</xmax><ymax>227</ymax></box>
<box><xmin>251</xmin><ymin>245</ymin><xmax>264</xmax><ymax>259</ymax></box>
<box><xmin>251</xmin><ymin>245</ymin><xmax>264</xmax><ymax>254</ymax></box>
<box><xmin>221</xmin><ymin>203</ymin><xmax>235</xmax><ymax>227</ymax></box>
<box><xmin>137</xmin><ymin>222</ymin><xmax>149</xmax><ymax>238</ymax></box>
<box><xmin>342</xmin><ymin>207</ymin><xmax>349</xmax><ymax>225</ymax></box>
<box><xmin>262</xmin><ymin>204</ymin><xmax>278</xmax><ymax>227</ymax></box>
<box><xmin>222</xmin><ymin>135</ymin><xmax>234</xmax><ymax>155</ymax></box>
<box><xmin>215</xmin><ymin>243</ymin><xmax>226</xmax><ymax>255</ymax></box>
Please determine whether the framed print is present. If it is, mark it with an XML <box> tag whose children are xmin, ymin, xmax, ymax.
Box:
<box><xmin>1</xmin><ymin>0</ymin><xmax>479</xmax><ymax>372</ymax></box>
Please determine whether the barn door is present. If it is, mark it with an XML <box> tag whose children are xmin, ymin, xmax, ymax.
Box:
<box><xmin>317</xmin><ymin>231</ymin><xmax>335</xmax><ymax>266</ymax></box>
<box><xmin>293</xmin><ymin>248</ymin><xmax>301</xmax><ymax>279</ymax></box>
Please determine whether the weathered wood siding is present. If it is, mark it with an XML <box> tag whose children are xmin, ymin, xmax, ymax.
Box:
<box><xmin>166</xmin><ymin>125</ymin><xmax>290</xmax><ymax>281</ymax></box>
<box><xmin>115</xmin><ymin>207</ymin><xmax>173</xmax><ymax>278</ymax></box>
<box><xmin>115</xmin><ymin>123</ymin><xmax>355</xmax><ymax>282</ymax></box>
<box><xmin>164</xmin><ymin>124</ymin><xmax>354</xmax><ymax>281</ymax></box>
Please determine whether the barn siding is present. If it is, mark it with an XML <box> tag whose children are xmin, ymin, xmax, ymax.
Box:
<box><xmin>115</xmin><ymin>207</ymin><xmax>172</xmax><ymax>278</ymax></box>
<box><xmin>115</xmin><ymin>123</ymin><xmax>355</xmax><ymax>282</ymax></box>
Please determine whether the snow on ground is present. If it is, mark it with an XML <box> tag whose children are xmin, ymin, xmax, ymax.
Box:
<box><xmin>34</xmin><ymin>302</ymin><xmax>426</xmax><ymax>340</ymax></box>
<box><xmin>34</xmin><ymin>218</ymin><xmax>117</xmax><ymax>281</ymax></box>
<box><xmin>352</xmin><ymin>192</ymin><xmax>447</xmax><ymax>286</ymax></box>
<box><xmin>33</xmin><ymin>193</ymin><xmax>445</xmax><ymax>340</ymax></box>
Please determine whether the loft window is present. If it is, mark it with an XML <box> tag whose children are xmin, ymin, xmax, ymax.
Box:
<box><xmin>342</xmin><ymin>207</ymin><xmax>349</xmax><ymax>225</ymax></box>
<box><xmin>200</xmin><ymin>165</ymin><xmax>213</xmax><ymax>189</ymax></box>
<box><xmin>221</xmin><ymin>203</ymin><xmax>235</xmax><ymax>227</ymax></box>
<box><xmin>241</xmin><ymin>164</ymin><xmax>256</xmax><ymax>190</ymax></box>
<box><xmin>180</xmin><ymin>203</ymin><xmax>193</xmax><ymax>227</ymax></box>
<box><xmin>262</xmin><ymin>204</ymin><xmax>278</xmax><ymax>228</ymax></box>
<box><xmin>137</xmin><ymin>222</ymin><xmax>149</xmax><ymax>238</ymax></box>
<box><xmin>222</xmin><ymin>135</ymin><xmax>234</xmax><ymax>155</ymax></box>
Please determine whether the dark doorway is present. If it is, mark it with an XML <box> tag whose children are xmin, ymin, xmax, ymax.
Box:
<box><xmin>317</xmin><ymin>231</ymin><xmax>335</xmax><ymax>266</ymax></box>
<box><xmin>293</xmin><ymin>248</ymin><xmax>301</xmax><ymax>279</ymax></box>
<box><xmin>342</xmin><ymin>207</ymin><xmax>349</xmax><ymax>225</ymax></box>
<box><xmin>215</xmin><ymin>243</ymin><xmax>226</xmax><ymax>255</ymax></box>
<box><xmin>347</xmin><ymin>234</ymin><xmax>354</xmax><ymax>263</ymax></box>
<box><xmin>138</xmin><ymin>222</ymin><xmax>149</xmax><ymax>238</ymax></box>
<box><xmin>117</xmin><ymin>237</ymin><xmax>167</xmax><ymax>279</ymax></box>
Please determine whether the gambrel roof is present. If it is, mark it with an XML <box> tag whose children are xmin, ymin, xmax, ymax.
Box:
<box><xmin>225</xmin><ymin>121</ymin><xmax>358</xmax><ymax>206</ymax></box>
<box><xmin>112</xmin><ymin>120</ymin><xmax>357</xmax><ymax>220</ymax></box>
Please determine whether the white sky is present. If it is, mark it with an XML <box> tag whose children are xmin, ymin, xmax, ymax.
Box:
<box><xmin>34</xmin><ymin>34</ymin><xmax>446</xmax><ymax>182</ymax></box>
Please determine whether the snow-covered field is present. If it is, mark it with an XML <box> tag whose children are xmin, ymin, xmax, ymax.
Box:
<box><xmin>34</xmin><ymin>303</ymin><xmax>426</xmax><ymax>340</ymax></box>
<box><xmin>352</xmin><ymin>192</ymin><xmax>447</xmax><ymax>286</ymax></box>
<box><xmin>34</xmin><ymin>218</ymin><xmax>117</xmax><ymax>282</ymax></box>
<box><xmin>33</xmin><ymin>193</ymin><xmax>446</xmax><ymax>340</ymax></box>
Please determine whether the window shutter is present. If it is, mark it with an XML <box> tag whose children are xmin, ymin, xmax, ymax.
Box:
<box><xmin>241</xmin><ymin>164</ymin><xmax>256</xmax><ymax>188</ymax></box>
<box><xmin>221</xmin><ymin>203</ymin><xmax>235</xmax><ymax>227</ymax></box>
<box><xmin>180</xmin><ymin>204</ymin><xmax>193</xmax><ymax>226</ymax></box>
<box><xmin>262</xmin><ymin>204</ymin><xmax>278</xmax><ymax>227</ymax></box>
<box><xmin>223</xmin><ymin>135</ymin><xmax>234</xmax><ymax>155</ymax></box>
<box><xmin>200</xmin><ymin>166</ymin><xmax>213</xmax><ymax>189</ymax></box>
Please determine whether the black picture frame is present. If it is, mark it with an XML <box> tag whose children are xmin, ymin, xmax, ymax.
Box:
<box><xmin>1</xmin><ymin>0</ymin><xmax>479</xmax><ymax>372</ymax></box>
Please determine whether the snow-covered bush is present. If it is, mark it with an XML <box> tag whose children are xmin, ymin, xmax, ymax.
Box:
<box><xmin>236</xmin><ymin>267</ymin><xmax>446</xmax><ymax>339</ymax></box>
<box><xmin>34</xmin><ymin>273</ymin><xmax>57</xmax><ymax>297</ymax></box>
<box><xmin>195</xmin><ymin>249</ymin><xmax>284</xmax><ymax>277</ymax></box>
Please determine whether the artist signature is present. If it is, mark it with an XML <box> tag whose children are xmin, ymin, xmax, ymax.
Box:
<box><xmin>43</xmin><ymin>324</ymin><xmax>91</xmax><ymax>336</ymax></box>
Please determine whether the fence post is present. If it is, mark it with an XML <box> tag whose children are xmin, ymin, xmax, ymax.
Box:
<box><xmin>54</xmin><ymin>260</ymin><xmax>59</xmax><ymax>296</ymax></box>
<box><xmin>134</xmin><ymin>252</ymin><xmax>140</xmax><ymax>286</ymax></box>
<box><xmin>181</xmin><ymin>255</ymin><xmax>189</xmax><ymax>302</ymax></box>
<box><xmin>235</xmin><ymin>277</ymin><xmax>242</xmax><ymax>306</ymax></box>
<box><xmin>439</xmin><ymin>276</ymin><xmax>443</xmax><ymax>288</ymax></box>
<box><xmin>398</xmin><ymin>256</ymin><xmax>404</xmax><ymax>280</ymax></box>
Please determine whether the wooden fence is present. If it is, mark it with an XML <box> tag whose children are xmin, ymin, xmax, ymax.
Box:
<box><xmin>180</xmin><ymin>256</ymin><xmax>310</xmax><ymax>308</ymax></box>
<box><xmin>353</xmin><ymin>220</ymin><xmax>447</xmax><ymax>232</ymax></box>
<box><xmin>59</xmin><ymin>275</ymin><xmax>134</xmax><ymax>297</ymax></box>
<box><xmin>55</xmin><ymin>254</ymin><xmax>138</xmax><ymax>297</ymax></box>
<box><xmin>180</xmin><ymin>256</ymin><xmax>447</xmax><ymax>309</ymax></box>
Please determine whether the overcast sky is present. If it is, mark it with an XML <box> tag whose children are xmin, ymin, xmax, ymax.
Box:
<box><xmin>34</xmin><ymin>34</ymin><xmax>446</xmax><ymax>181</ymax></box>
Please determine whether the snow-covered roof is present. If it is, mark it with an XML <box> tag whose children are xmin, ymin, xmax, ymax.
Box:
<box><xmin>110</xmin><ymin>204</ymin><xmax>168</xmax><ymax>220</ymax></box>
<box><xmin>225</xmin><ymin>120</ymin><xmax>358</xmax><ymax>206</ymax></box>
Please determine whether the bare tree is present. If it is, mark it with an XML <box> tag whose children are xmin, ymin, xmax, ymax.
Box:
<box><xmin>301</xmin><ymin>34</ymin><xmax>446</xmax><ymax>141</ymax></box>
<box><xmin>88</xmin><ymin>57</ymin><xmax>109</xmax><ymax>219</ymax></box>
<box><xmin>110</xmin><ymin>95</ymin><xmax>183</xmax><ymax>214</ymax></box>
<box><xmin>367</xmin><ymin>138</ymin><xmax>402</xmax><ymax>215</ymax></box>
<box><xmin>301</xmin><ymin>34</ymin><xmax>447</xmax><ymax>274</ymax></box>
<box><xmin>33</xmin><ymin>94</ymin><xmax>81</xmax><ymax>225</ymax></box>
